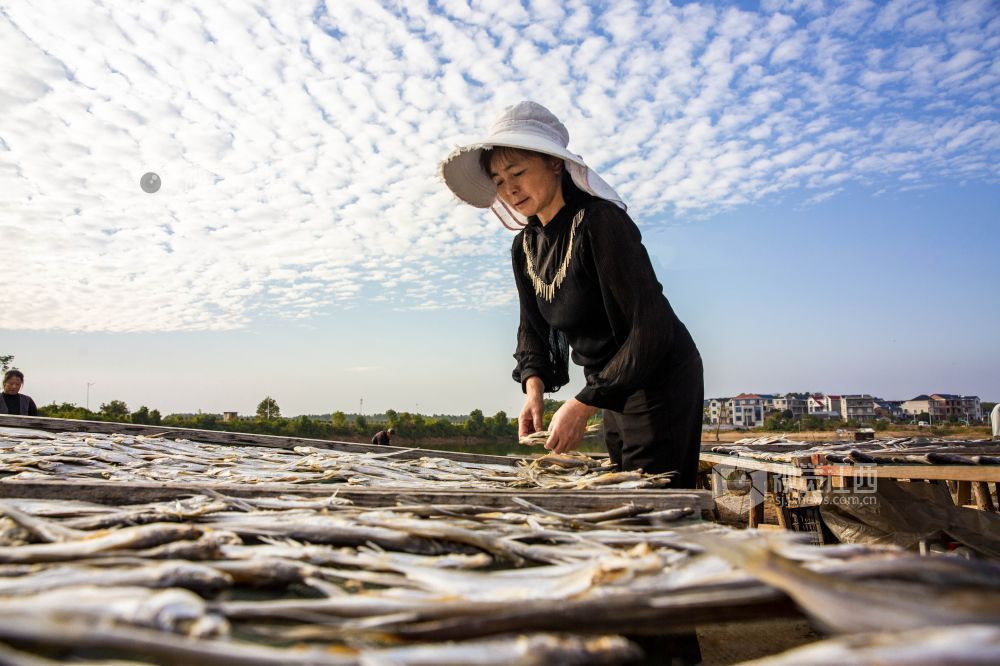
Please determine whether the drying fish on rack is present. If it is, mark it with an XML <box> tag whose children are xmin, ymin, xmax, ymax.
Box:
<box><xmin>4</xmin><ymin>489</ymin><xmax>1000</xmax><ymax>663</ymax></box>
<box><xmin>1</xmin><ymin>429</ymin><xmax>670</xmax><ymax>491</ymax></box>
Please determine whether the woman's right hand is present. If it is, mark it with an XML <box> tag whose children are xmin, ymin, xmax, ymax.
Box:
<box><xmin>518</xmin><ymin>376</ymin><xmax>545</xmax><ymax>438</ymax></box>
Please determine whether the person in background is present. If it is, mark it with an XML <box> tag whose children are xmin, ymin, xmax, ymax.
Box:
<box><xmin>992</xmin><ymin>403</ymin><xmax>999</xmax><ymax>441</ymax></box>
<box><xmin>371</xmin><ymin>427</ymin><xmax>395</xmax><ymax>446</ymax></box>
<box><xmin>1</xmin><ymin>370</ymin><xmax>39</xmax><ymax>416</ymax></box>
<box><xmin>440</xmin><ymin>101</ymin><xmax>703</xmax><ymax>488</ymax></box>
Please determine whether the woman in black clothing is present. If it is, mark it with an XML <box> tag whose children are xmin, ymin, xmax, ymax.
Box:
<box><xmin>440</xmin><ymin>101</ymin><xmax>703</xmax><ymax>487</ymax></box>
<box><xmin>1</xmin><ymin>370</ymin><xmax>39</xmax><ymax>416</ymax></box>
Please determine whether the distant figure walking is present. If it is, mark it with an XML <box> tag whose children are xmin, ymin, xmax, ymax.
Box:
<box><xmin>371</xmin><ymin>428</ymin><xmax>395</xmax><ymax>446</ymax></box>
<box><xmin>992</xmin><ymin>404</ymin><xmax>999</xmax><ymax>441</ymax></box>
<box><xmin>1</xmin><ymin>370</ymin><xmax>38</xmax><ymax>416</ymax></box>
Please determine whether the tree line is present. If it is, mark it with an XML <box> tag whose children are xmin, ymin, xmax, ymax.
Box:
<box><xmin>33</xmin><ymin>395</ymin><xmax>575</xmax><ymax>443</ymax></box>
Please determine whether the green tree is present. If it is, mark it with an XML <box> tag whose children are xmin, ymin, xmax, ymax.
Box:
<box><xmin>542</xmin><ymin>399</ymin><xmax>564</xmax><ymax>425</ymax></box>
<box><xmin>331</xmin><ymin>411</ymin><xmax>348</xmax><ymax>429</ymax></box>
<box><xmin>100</xmin><ymin>400</ymin><xmax>130</xmax><ymax>422</ymax></box>
<box><xmin>385</xmin><ymin>409</ymin><xmax>399</xmax><ymax>427</ymax></box>
<box><xmin>355</xmin><ymin>415</ymin><xmax>368</xmax><ymax>432</ymax></box>
<box><xmin>131</xmin><ymin>406</ymin><xmax>151</xmax><ymax>424</ymax></box>
<box><xmin>491</xmin><ymin>410</ymin><xmax>513</xmax><ymax>437</ymax></box>
<box><xmin>256</xmin><ymin>396</ymin><xmax>280</xmax><ymax>420</ymax></box>
<box><xmin>465</xmin><ymin>408</ymin><xmax>486</xmax><ymax>436</ymax></box>
<box><xmin>149</xmin><ymin>409</ymin><xmax>162</xmax><ymax>425</ymax></box>
<box><xmin>0</xmin><ymin>355</ymin><xmax>13</xmax><ymax>373</ymax></box>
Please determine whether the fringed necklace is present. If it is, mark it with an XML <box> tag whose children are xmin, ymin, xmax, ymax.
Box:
<box><xmin>523</xmin><ymin>209</ymin><xmax>584</xmax><ymax>302</ymax></box>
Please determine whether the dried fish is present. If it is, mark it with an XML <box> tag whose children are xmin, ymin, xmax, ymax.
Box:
<box><xmin>735</xmin><ymin>624</ymin><xmax>1000</xmax><ymax>666</ymax></box>
<box><xmin>0</xmin><ymin>560</ymin><xmax>231</xmax><ymax>596</ymax></box>
<box><xmin>690</xmin><ymin>532</ymin><xmax>1000</xmax><ymax>633</ymax></box>
<box><xmin>0</xmin><ymin>523</ymin><xmax>201</xmax><ymax>564</ymax></box>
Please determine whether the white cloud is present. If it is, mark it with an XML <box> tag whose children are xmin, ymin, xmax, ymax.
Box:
<box><xmin>1</xmin><ymin>0</ymin><xmax>997</xmax><ymax>333</ymax></box>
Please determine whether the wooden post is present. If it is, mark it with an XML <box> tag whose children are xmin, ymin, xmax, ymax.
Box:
<box><xmin>954</xmin><ymin>481</ymin><xmax>972</xmax><ymax>506</ymax></box>
<box><xmin>972</xmin><ymin>482</ymin><xmax>996</xmax><ymax>512</ymax></box>
<box><xmin>748</xmin><ymin>472</ymin><xmax>766</xmax><ymax>528</ymax></box>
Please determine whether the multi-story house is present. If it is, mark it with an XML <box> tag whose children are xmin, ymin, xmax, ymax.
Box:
<box><xmin>785</xmin><ymin>393</ymin><xmax>809</xmax><ymax>420</ymax></box>
<box><xmin>804</xmin><ymin>393</ymin><xmax>840</xmax><ymax>420</ymax></box>
<box><xmin>841</xmin><ymin>394</ymin><xmax>876</xmax><ymax>422</ymax></box>
<box><xmin>731</xmin><ymin>394</ymin><xmax>766</xmax><ymax>428</ymax></box>
<box><xmin>873</xmin><ymin>399</ymin><xmax>905</xmax><ymax>421</ymax></box>
<box><xmin>706</xmin><ymin>398</ymin><xmax>732</xmax><ymax>425</ymax></box>
<box><xmin>904</xmin><ymin>394</ymin><xmax>982</xmax><ymax>422</ymax></box>
<box><xmin>824</xmin><ymin>395</ymin><xmax>842</xmax><ymax>415</ymax></box>
<box><xmin>902</xmin><ymin>395</ymin><xmax>934</xmax><ymax>420</ymax></box>
<box><xmin>961</xmin><ymin>396</ymin><xmax>983</xmax><ymax>422</ymax></box>
<box><xmin>932</xmin><ymin>394</ymin><xmax>965</xmax><ymax>421</ymax></box>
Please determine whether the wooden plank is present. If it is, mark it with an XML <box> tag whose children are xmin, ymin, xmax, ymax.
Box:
<box><xmin>0</xmin><ymin>479</ymin><xmax>713</xmax><ymax>514</ymax></box>
<box><xmin>700</xmin><ymin>453</ymin><xmax>803</xmax><ymax>477</ymax></box>
<box><xmin>813</xmin><ymin>464</ymin><xmax>1000</xmax><ymax>483</ymax></box>
<box><xmin>0</xmin><ymin>414</ymin><xmax>519</xmax><ymax>466</ymax></box>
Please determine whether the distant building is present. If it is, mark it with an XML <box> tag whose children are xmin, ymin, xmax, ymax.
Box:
<box><xmin>902</xmin><ymin>394</ymin><xmax>982</xmax><ymax>423</ymax></box>
<box><xmin>902</xmin><ymin>395</ymin><xmax>934</xmax><ymax>420</ymax></box>
<box><xmin>732</xmin><ymin>394</ymin><xmax>766</xmax><ymax>427</ymax></box>
<box><xmin>840</xmin><ymin>394</ymin><xmax>876</xmax><ymax>422</ymax></box>
<box><xmin>825</xmin><ymin>395</ymin><xmax>843</xmax><ymax>415</ymax></box>
<box><xmin>785</xmin><ymin>393</ymin><xmax>809</xmax><ymax>420</ymax></box>
<box><xmin>222</xmin><ymin>411</ymin><xmax>238</xmax><ymax>422</ymax></box>
<box><xmin>959</xmin><ymin>395</ymin><xmax>983</xmax><ymax>422</ymax></box>
<box><xmin>873</xmin><ymin>399</ymin><xmax>905</xmax><ymax>421</ymax></box>
<box><xmin>706</xmin><ymin>398</ymin><xmax>733</xmax><ymax>425</ymax></box>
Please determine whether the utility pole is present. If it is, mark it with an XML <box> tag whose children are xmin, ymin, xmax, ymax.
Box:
<box><xmin>86</xmin><ymin>382</ymin><xmax>95</xmax><ymax>411</ymax></box>
<box><xmin>359</xmin><ymin>398</ymin><xmax>364</xmax><ymax>415</ymax></box>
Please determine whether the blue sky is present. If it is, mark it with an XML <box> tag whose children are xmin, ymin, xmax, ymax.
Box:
<box><xmin>1</xmin><ymin>0</ymin><xmax>998</xmax><ymax>416</ymax></box>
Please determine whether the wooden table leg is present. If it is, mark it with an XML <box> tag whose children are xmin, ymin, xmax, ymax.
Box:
<box><xmin>973</xmin><ymin>482</ymin><xmax>996</xmax><ymax>512</ymax></box>
<box><xmin>953</xmin><ymin>481</ymin><xmax>972</xmax><ymax>507</ymax></box>
<box><xmin>748</xmin><ymin>472</ymin><xmax>766</xmax><ymax>528</ymax></box>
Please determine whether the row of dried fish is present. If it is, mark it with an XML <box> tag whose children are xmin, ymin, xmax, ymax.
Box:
<box><xmin>707</xmin><ymin>435</ymin><xmax>1000</xmax><ymax>466</ymax></box>
<box><xmin>0</xmin><ymin>428</ymin><xmax>672</xmax><ymax>489</ymax></box>
<box><xmin>3</xmin><ymin>492</ymin><xmax>1000</xmax><ymax>664</ymax></box>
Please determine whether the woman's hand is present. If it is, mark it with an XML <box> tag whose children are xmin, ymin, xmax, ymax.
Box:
<box><xmin>519</xmin><ymin>376</ymin><xmax>545</xmax><ymax>438</ymax></box>
<box><xmin>546</xmin><ymin>398</ymin><xmax>598</xmax><ymax>454</ymax></box>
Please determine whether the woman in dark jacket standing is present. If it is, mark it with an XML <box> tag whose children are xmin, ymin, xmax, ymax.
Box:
<box><xmin>440</xmin><ymin>101</ymin><xmax>703</xmax><ymax>487</ymax></box>
<box><xmin>1</xmin><ymin>370</ymin><xmax>39</xmax><ymax>416</ymax></box>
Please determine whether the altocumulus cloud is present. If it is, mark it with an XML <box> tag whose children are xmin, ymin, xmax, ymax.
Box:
<box><xmin>0</xmin><ymin>0</ymin><xmax>996</xmax><ymax>332</ymax></box>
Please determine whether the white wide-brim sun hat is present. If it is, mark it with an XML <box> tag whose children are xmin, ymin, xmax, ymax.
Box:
<box><xmin>439</xmin><ymin>101</ymin><xmax>626</xmax><ymax>229</ymax></box>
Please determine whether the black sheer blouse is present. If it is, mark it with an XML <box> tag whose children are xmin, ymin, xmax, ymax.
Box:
<box><xmin>511</xmin><ymin>184</ymin><xmax>698</xmax><ymax>413</ymax></box>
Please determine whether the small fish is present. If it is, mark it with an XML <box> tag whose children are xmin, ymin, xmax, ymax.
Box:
<box><xmin>735</xmin><ymin>624</ymin><xmax>1000</xmax><ymax>665</ymax></box>
<box><xmin>689</xmin><ymin>532</ymin><xmax>1000</xmax><ymax>633</ymax></box>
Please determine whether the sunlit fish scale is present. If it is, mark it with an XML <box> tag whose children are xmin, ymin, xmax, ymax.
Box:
<box><xmin>0</xmin><ymin>500</ymin><xmax>90</xmax><ymax>543</ymax></box>
<box><xmin>357</xmin><ymin>633</ymin><xmax>641</xmax><ymax>666</ymax></box>
<box><xmin>201</xmin><ymin>514</ymin><xmax>447</xmax><ymax>555</ymax></box>
<box><xmin>0</xmin><ymin>611</ymin><xmax>354</xmax><ymax>665</ymax></box>
<box><xmin>0</xmin><ymin>585</ymin><xmax>230</xmax><ymax>638</ymax></box>
<box><xmin>59</xmin><ymin>497</ymin><xmax>229</xmax><ymax>531</ymax></box>
<box><xmin>0</xmin><ymin>523</ymin><xmax>202</xmax><ymax>564</ymax></box>
<box><xmin>356</xmin><ymin>515</ymin><xmax>527</xmax><ymax>566</ymax></box>
<box><xmin>689</xmin><ymin>532</ymin><xmax>1000</xmax><ymax>633</ymax></box>
<box><xmin>735</xmin><ymin>624</ymin><xmax>1000</xmax><ymax>666</ymax></box>
<box><xmin>377</xmin><ymin>559</ymin><xmax>606</xmax><ymax>602</ymax></box>
<box><xmin>0</xmin><ymin>560</ymin><xmax>232</xmax><ymax>597</ymax></box>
